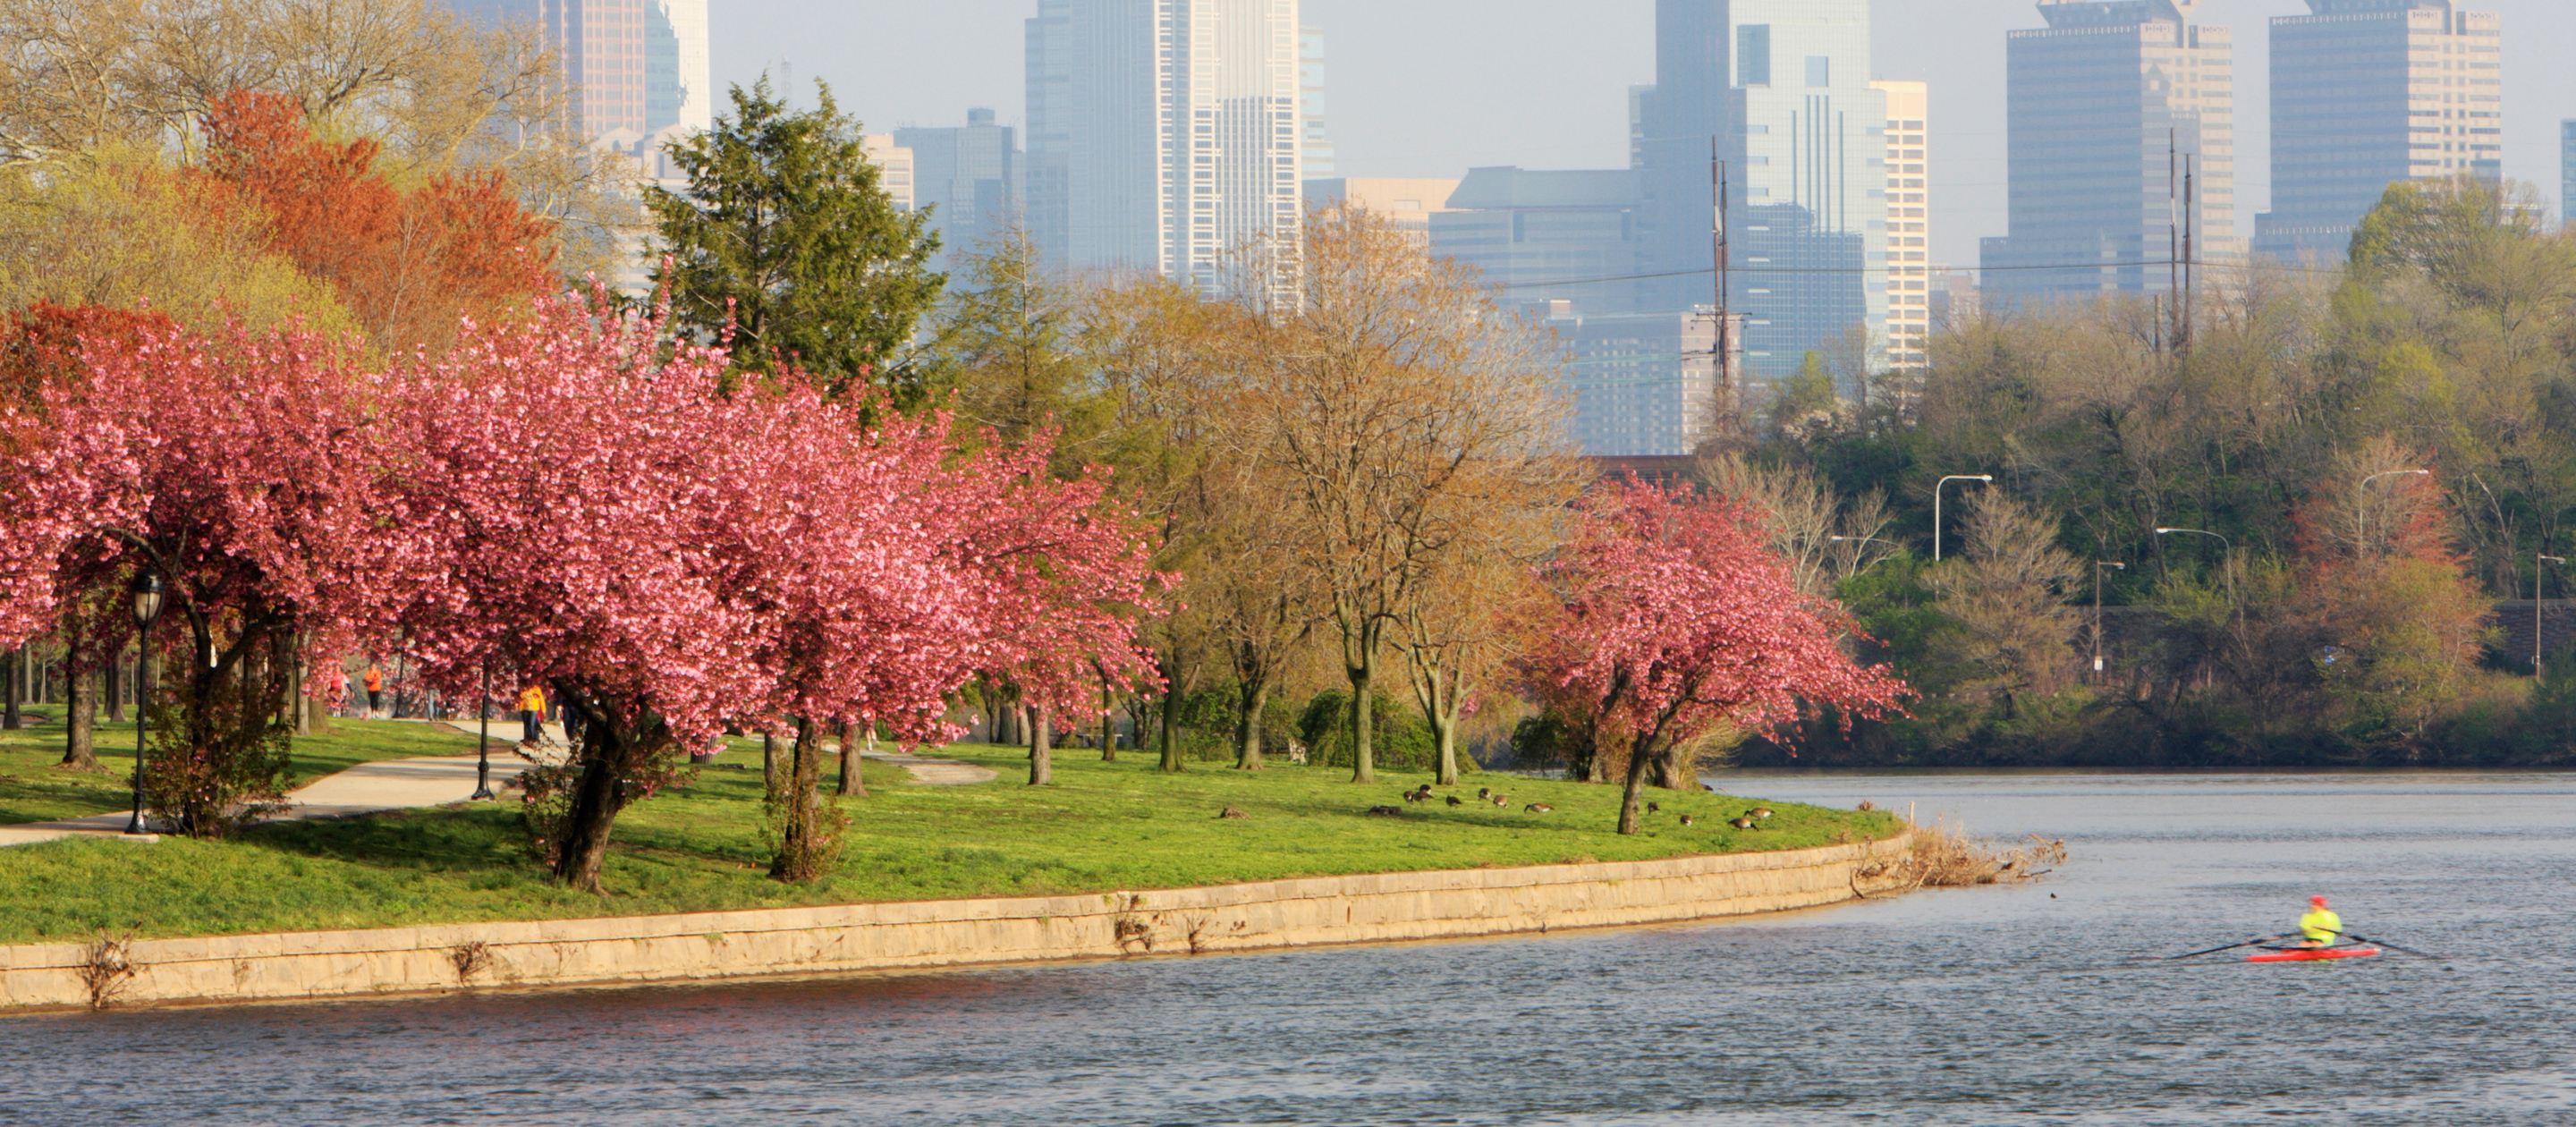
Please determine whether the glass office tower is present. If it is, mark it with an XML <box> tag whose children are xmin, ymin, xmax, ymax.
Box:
<box><xmin>1632</xmin><ymin>0</ymin><xmax>1885</xmax><ymax>378</ymax></box>
<box><xmin>1983</xmin><ymin>0</ymin><xmax>2237</xmax><ymax>308</ymax></box>
<box><xmin>1026</xmin><ymin>0</ymin><xmax>1301</xmax><ymax>285</ymax></box>
<box><xmin>2258</xmin><ymin>0</ymin><xmax>2501</xmax><ymax>262</ymax></box>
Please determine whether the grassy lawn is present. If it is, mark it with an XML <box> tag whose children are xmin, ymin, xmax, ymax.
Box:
<box><xmin>0</xmin><ymin>717</ymin><xmax>492</xmax><ymax>825</ymax></box>
<box><xmin>0</xmin><ymin>735</ymin><xmax>1901</xmax><ymax>945</ymax></box>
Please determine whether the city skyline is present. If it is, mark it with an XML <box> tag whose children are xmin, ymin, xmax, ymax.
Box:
<box><xmin>711</xmin><ymin>0</ymin><xmax>2576</xmax><ymax>272</ymax></box>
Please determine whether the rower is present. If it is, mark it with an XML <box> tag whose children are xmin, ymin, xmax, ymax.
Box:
<box><xmin>2298</xmin><ymin>894</ymin><xmax>2342</xmax><ymax>948</ymax></box>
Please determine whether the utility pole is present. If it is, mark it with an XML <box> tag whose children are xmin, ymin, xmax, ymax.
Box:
<box><xmin>1710</xmin><ymin>140</ymin><xmax>1736</xmax><ymax>436</ymax></box>
<box><xmin>2167</xmin><ymin>130</ymin><xmax>2180</xmax><ymax>352</ymax></box>
<box><xmin>2182</xmin><ymin>152</ymin><xmax>2196</xmax><ymax>354</ymax></box>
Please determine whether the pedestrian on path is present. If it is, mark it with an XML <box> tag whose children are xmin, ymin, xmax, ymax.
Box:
<box><xmin>517</xmin><ymin>682</ymin><xmax>547</xmax><ymax>744</ymax></box>
<box><xmin>363</xmin><ymin>662</ymin><xmax>385</xmax><ymax>718</ymax></box>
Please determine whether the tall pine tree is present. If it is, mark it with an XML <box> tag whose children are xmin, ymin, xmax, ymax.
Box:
<box><xmin>648</xmin><ymin>79</ymin><xmax>942</xmax><ymax>401</ymax></box>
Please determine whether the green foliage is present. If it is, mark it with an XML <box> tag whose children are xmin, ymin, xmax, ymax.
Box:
<box><xmin>936</xmin><ymin>228</ymin><xmax>1117</xmax><ymax>476</ymax></box>
<box><xmin>1297</xmin><ymin>690</ymin><xmax>1436</xmax><ymax>772</ymax></box>
<box><xmin>0</xmin><ymin>738</ymin><xmax>1899</xmax><ymax>945</ymax></box>
<box><xmin>648</xmin><ymin>78</ymin><xmax>943</xmax><ymax>401</ymax></box>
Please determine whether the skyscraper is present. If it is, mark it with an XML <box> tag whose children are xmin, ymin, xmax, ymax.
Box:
<box><xmin>895</xmin><ymin>109</ymin><xmax>1021</xmax><ymax>273</ymax></box>
<box><xmin>2563</xmin><ymin>120</ymin><xmax>2575</xmax><ymax>227</ymax></box>
<box><xmin>1982</xmin><ymin>0</ymin><xmax>2237</xmax><ymax>307</ymax></box>
<box><xmin>467</xmin><ymin>1</ymin><xmax>710</xmax><ymax>143</ymax></box>
<box><xmin>1632</xmin><ymin>0</ymin><xmax>1886</xmax><ymax>379</ymax></box>
<box><xmin>2258</xmin><ymin>0</ymin><xmax>2501</xmax><ymax>262</ymax></box>
<box><xmin>1871</xmin><ymin>80</ymin><xmax>1929</xmax><ymax>369</ymax></box>
<box><xmin>1300</xmin><ymin>26</ymin><xmax>1335</xmax><ymax>179</ymax></box>
<box><xmin>1025</xmin><ymin>0</ymin><xmax>1302</xmax><ymax>284</ymax></box>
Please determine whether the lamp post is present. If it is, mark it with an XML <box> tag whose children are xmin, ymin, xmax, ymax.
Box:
<box><xmin>470</xmin><ymin>663</ymin><xmax>496</xmax><ymax>801</ymax></box>
<box><xmin>123</xmin><ymin>570</ymin><xmax>165</xmax><ymax>836</ymax></box>
<box><xmin>2538</xmin><ymin>555</ymin><xmax>2566</xmax><ymax>678</ymax></box>
<box><xmin>1933</xmin><ymin>474</ymin><xmax>1994</xmax><ymax>562</ymax></box>
<box><xmin>2094</xmin><ymin>561</ymin><xmax>2126</xmax><ymax>674</ymax></box>
<box><xmin>1827</xmin><ymin>534</ymin><xmax>1902</xmax><ymax>574</ymax></box>
<box><xmin>2356</xmin><ymin>468</ymin><xmax>2431</xmax><ymax>555</ymax></box>
<box><xmin>2154</xmin><ymin>527</ymin><xmax>2235</xmax><ymax>609</ymax></box>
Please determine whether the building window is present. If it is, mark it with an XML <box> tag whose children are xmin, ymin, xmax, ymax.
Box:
<box><xmin>1806</xmin><ymin>56</ymin><xmax>1829</xmax><ymax>88</ymax></box>
<box><xmin>1739</xmin><ymin>25</ymin><xmax>1770</xmax><ymax>87</ymax></box>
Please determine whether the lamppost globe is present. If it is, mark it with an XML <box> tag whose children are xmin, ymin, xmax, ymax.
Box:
<box><xmin>130</xmin><ymin>570</ymin><xmax>165</xmax><ymax>629</ymax></box>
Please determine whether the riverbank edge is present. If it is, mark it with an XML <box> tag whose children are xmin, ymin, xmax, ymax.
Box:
<box><xmin>0</xmin><ymin>832</ymin><xmax>1911</xmax><ymax>1012</ymax></box>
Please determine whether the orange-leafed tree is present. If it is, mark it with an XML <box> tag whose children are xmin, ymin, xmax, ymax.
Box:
<box><xmin>198</xmin><ymin>89</ymin><xmax>557</xmax><ymax>356</ymax></box>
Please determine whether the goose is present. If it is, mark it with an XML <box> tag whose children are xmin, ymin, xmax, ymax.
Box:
<box><xmin>1445</xmin><ymin>795</ymin><xmax>1462</xmax><ymax>807</ymax></box>
<box><xmin>1523</xmin><ymin>802</ymin><xmax>1554</xmax><ymax>813</ymax></box>
<box><xmin>1728</xmin><ymin>816</ymin><xmax>1757</xmax><ymax>830</ymax></box>
<box><xmin>1750</xmin><ymin>808</ymin><xmax>1773</xmax><ymax>819</ymax></box>
<box><xmin>1679</xmin><ymin>814</ymin><xmax>1696</xmax><ymax>826</ymax></box>
<box><xmin>1478</xmin><ymin>787</ymin><xmax>1491</xmax><ymax>799</ymax></box>
<box><xmin>1647</xmin><ymin>801</ymin><xmax>1660</xmax><ymax>814</ymax></box>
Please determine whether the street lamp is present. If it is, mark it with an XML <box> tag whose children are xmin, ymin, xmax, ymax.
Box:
<box><xmin>2094</xmin><ymin>561</ymin><xmax>2126</xmax><ymax>674</ymax></box>
<box><xmin>2154</xmin><ymin>528</ymin><xmax>2236</xmax><ymax>610</ymax></box>
<box><xmin>2356</xmin><ymin>468</ymin><xmax>2431</xmax><ymax>555</ymax></box>
<box><xmin>2538</xmin><ymin>555</ymin><xmax>2566</xmax><ymax>679</ymax></box>
<box><xmin>470</xmin><ymin>663</ymin><xmax>496</xmax><ymax>801</ymax></box>
<box><xmin>1933</xmin><ymin>474</ymin><xmax>1994</xmax><ymax>562</ymax></box>
<box><xmin>123</xmin><ymin>570</ymin><xmax>165</xmax><ymax>836</ymax></box>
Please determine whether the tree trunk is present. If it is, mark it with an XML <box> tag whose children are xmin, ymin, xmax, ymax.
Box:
<box><xmin>60</xmin><ymin>665</ymin><xmax>97</xmax><ymax>769</ymax></box>
<box><xmin>769</xmin><ymin>716</ymin><xmax>832</xmax><ymax>882</ymax></box>
<box><xmin>761</xmin><ymin>730</ymin><xmax>778</xmax><ymax>798</ymax></box>
<box><xmin>552</xmin><ymin>742</ymin><xmax>633</xmax><ymax>894</ymax></box>
<box><xmin>106</xmin><ymin>653</ymin><xmax>124</xmax><ymax>724</ymax></box>
<box><xmin>1157</xmin><ymin>687</ymin><xmax>1184</xmax><ymax>772</ymax></box>
<box><xmin>1616</xmin><ymin>736</ymin><xmax>1653</xmax><ymax>835</ymax></box>
<box><xmin>1099</xmin><ymin>677</ymin><xmax>1116</xmax><ymax>761</ymax></box>
<box><xmin>1234</xmin><ymin>675</ymin><xmax>1268</xmax><ymax>770</ymax></box>
<box><xmin>1348</xmin><ymin>657</ymin><xmax>1376</xmax><ymax>784</ymax></box>
<box><xmin>836</xmin><ymin>720</ymin><xmax>868</xmax><ymax>797</ymax></box>
<box><xmin>1430</xmin><ymin>704</ymin><xmax>1460</xmax><ymax>786</ymax></box>
<box><xmin>1651</xmin><ymin>738</ymin><xmax>1696</xmax><ymax>790</ymax></box>
<box><xmin>4</xmin><ymin>646</ymin><xmax>19</xmax><ymax>731</ymax></box>
<box><xmin>1029</xmin><ymin>707</ymin><xmax>1053</xmax><ymax>785</ymax></box>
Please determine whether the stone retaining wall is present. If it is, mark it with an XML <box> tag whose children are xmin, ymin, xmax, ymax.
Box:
<box><xmin>0</xmin><ymin>833</ymin><xmax>1910</xmax><ymax>1011</ymax></box>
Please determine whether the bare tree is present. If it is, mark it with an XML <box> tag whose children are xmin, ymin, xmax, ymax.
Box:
<box><xmin>1221</xmin><ymin>203</ymin><xmax>1579</xmax><ymax>783</ymax></box>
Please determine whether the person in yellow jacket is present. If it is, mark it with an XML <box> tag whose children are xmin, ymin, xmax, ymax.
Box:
<box><xmin>517</xmin><ymin>682</ymin><xmax>547</xmax><ymax>745</ymax></box>
<box><xmin>2298</xmin><ymin>894</ymin><xmax>2343</xmax><ymax>947</ymax></box>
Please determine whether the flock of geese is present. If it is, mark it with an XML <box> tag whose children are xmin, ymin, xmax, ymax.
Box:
<box><xmin>1382</xmin><ymin>783</ymin><xmax>1774</xmax><ymax>828</ymax></box>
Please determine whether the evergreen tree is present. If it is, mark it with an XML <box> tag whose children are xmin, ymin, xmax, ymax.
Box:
<box><xmin>648</xmin><ymin>79</ymin><xmax>942</xmax><ymax>402</ymax></box>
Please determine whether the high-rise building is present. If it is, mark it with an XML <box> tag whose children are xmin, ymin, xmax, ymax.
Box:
<box><xmin>2258</xmin><ymin>0</ymin><xmax>2501</xmax><ymax>262</ymax></box>
<box><xmin>1632</xmin><ymin>0</ymin><xmax>1885</xmax><ymax>378</ymax></box>
<box><xmin>2563</xmin><ymin>120</ymin><xmax>2576</xmax><ymax>227</ymax></box>
<box><xmin>1300</xmin><ymin>26</ymin><xmax>1335</xmax><ymax>179</ymax></box>
<box><xmin>1025</xmin><ymin>0</ymin><xmax>1302</xmax><ymax>284</ymax></box>
<box><xmin>1428</xmin><ymin>166</ymin><xmax>1638</xmax><ymax>315</ymax></box>
<box><xmin>1982</xmin><ymin>0</ymin><xmax>2238</xmax><ymax>308</ymax></box>
<box><xmin>1302</xmin><ymin>178</ymin><xmax>1459</xmax><ymax>242</ymax></box>
<box><xmin>1552</xmin><ymin>309</ymin><xmax>1720</xmax><ymax>456</ymax></box>
<box><xmin>1871</xmin><ymin>80</ymin><xmax>1929</xmax><ymax>369</ymax></box>
<box><xmin>895</xmin><ymin>109</ymin><xmax>1021</xmax><ymax>272</ymax></box>
<box><xmin>466</xmin><ymin>1</ymin><xmax>710</xmax><ymax>144</ymax></box>
<box><xmin>860</xmin><ymin>135</ymin><xmax>915</xmax><ymax>213</ymax></box>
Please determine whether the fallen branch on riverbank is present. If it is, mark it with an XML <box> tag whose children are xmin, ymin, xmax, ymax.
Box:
<box><xmin>1854</xmin><ymin>821</ymin><xmax>2067</xmax><ymax>896</ymax></box>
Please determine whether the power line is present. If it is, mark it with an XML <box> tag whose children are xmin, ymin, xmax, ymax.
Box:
<box><xmin>1494</xmin><ymin>257</ymin><xmax>2347</xmax><ymax>292</ymax></box>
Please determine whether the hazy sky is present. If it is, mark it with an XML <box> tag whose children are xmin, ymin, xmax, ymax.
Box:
<box><xmin>710</xmin><ymin>1</ymin><xmax>2576</xmax><ymax>269</ymax></box>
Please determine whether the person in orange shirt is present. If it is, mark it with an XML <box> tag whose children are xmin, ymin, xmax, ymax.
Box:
<box><xmin>362</xmin><ymin>663</ymin><xmax>385</xmax><ymax>718</ymax></box>
<box><xmin>517</xmin><ymin>682</ymin><xmax>547</xmax><ymax>745</ymax></box>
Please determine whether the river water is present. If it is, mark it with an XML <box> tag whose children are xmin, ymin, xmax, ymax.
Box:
<box><xmin>4</xmin><ymin>773</ymin><xmax>2572</xmax><ymax>1126</ymax></box>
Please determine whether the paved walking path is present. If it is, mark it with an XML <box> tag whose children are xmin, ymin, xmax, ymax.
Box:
<box><xmin>0</xmin><ymin>753</ymin><xmax>536</xmax><ymax>848</ymax></box>
<box><xmin>0</xmin><ymin>734</ymin><xmax>997</xmax><ymax>848</ymax></box>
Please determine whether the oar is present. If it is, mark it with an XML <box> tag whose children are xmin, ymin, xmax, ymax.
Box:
<box><xmin>2332</xmin><ymin>930</ymin><xmax>2445</xmax><ymax>960</ymax></box>
<box><xmin>2130</xmin><ymin>934</ymin><xmax>2295</xmax><ymax>961</ymax></box>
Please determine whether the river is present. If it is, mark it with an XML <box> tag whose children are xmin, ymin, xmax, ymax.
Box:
<box><xmin>3</xmin><ymin>772</ymin><xmax>2571</xmax><ymax>1125</ymax></box>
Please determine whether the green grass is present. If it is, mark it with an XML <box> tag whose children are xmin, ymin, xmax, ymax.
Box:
<box><xmin>0</xmin><ymin>716</ymin><xmax>489</xmax><ymax>825</ymax></box>
<box><xmin>0</xmin><ymin>736</ymin><xmax>1902</xmax><ymax>945</ymax></box>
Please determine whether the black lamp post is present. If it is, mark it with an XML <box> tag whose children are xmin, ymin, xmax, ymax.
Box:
<box><xmin>123</xmin><ymin>570</ymin><xmax>165</xmax><ymax>835</ymax></box>
<box><xmin>470</xmin><ymin>664</ymin><xmax>496</xmax><ymax>801</ymax></box>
